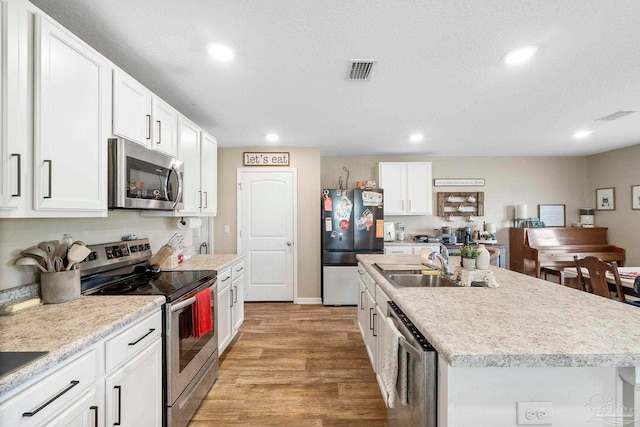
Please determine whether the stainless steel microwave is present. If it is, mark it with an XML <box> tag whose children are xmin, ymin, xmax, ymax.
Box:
<box><xmin>108</xmin><ymin>138</ymin><xmax>184</xmax><ymax>210</ymax></box>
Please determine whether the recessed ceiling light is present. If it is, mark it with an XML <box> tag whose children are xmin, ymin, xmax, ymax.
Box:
<box><xmin>572</xmin><ymin>130</ymin><xmax>594</xmax><ymax>139</ymax></box>
<box><xmin>409</xmin><ymin>134</ymin><xmax>424</xmax><ymax>143</ymax></box>
<box><xmin>265</xmin><ymin>133</ymin><xmax>279</xmax><ymax>142</ymax></box>
<box><xmin>503</xmin><ymin>45</ymin><xmax>537</xmax><ymax>65</ymax></box>
<box><xmin>208</xmin><ymin>43</ymin><xmax>235</xmax><ymax>62</ymax></box>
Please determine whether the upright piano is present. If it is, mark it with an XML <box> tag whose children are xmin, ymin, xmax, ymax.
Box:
<box><xmin>509</xmin><ymin>227</ymin><xmax>625</xmax><ymax>277</ymax></box>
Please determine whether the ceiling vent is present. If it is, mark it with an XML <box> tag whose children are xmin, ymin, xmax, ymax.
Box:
<box><xmin>348</xmin><ymin>60</ymin><xmax>377</xmax><ymax>81</ymax></box>
<box><xmin>596</xmin><ymin>110</ymin><xmax>639</xmax><ymax>121</ymax></box>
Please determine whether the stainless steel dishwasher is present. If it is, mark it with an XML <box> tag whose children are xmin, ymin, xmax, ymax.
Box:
<box><xmin>387</xmin><ymin>300</ymin><xmax>437</xmax><ymax>427</ymax></box>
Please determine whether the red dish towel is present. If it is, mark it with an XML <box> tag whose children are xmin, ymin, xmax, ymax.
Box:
<box><xmin>191</xmin><ymin>288</ymin><xmax>212</xmax><ymax>338</ymax></box>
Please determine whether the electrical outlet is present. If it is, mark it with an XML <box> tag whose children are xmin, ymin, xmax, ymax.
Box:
<box><xmin>516</xmin><ymin>401</ymin><xmax>553</xmax><ymax>425</ymax></box>
<box><xmin>224</xmin><ymin>225</ymin><xmax>230</xmax><ymax>234</ymax></box>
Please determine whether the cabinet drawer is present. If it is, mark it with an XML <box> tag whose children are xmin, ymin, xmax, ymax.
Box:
<box><xmin>105</xmin><ymin>310</ymin><xmax>162</xmax><ymax>372</ymax></box>
<box><xmin>231</xmin><ymin>261</ymin><xmax>244</xmax><ymax>281</ymax></box>
<box><xmin>217</xmin><ymin>267</ymin><xmax>232</xmax><ymax>290</ymax></box>
<box><xmin>0</xmin><ymin>350</ymin><xmax>96</xmax><ymax>426</ymax></box>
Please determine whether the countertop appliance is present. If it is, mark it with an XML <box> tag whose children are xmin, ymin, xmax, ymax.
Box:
<box><xmin>79</xmin><ymin>238</ymin><xmax>217</xmax><ymax>427</ymax></box>
<box><xmin>387</xmin><ymin>300</ymin><xmax>437</xmax><ymax>427</ymax></box>
<box><xmin>384</xmin><ymin>222</ymin><xmax>396</xmax><ymax>241</ymax></box>
<box><xmin>322</xmin><ymin>189</ymin><xmax>384</xmax><ymax>305</ymax></box>
<box><xmin>108</xmin><ymin>138</ymin><xmax>184</xmax><ymax>210</ymax></box>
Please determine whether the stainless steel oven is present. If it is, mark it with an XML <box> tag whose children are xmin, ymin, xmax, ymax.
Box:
<box><xmin>166</xmin><ymin>279</ymin><xmax>218</xmax><ymax>427</ymax></box>
<box><xmin>108</xmin><ymin>138</ymin><xmax>184</xmax><ymax>210</ymax></box>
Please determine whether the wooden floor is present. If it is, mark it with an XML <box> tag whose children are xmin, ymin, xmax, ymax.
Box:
<box><xmin>189</xmin><ymin>302</ymin><xmax>388</xmax><ymax>426</ymax></box>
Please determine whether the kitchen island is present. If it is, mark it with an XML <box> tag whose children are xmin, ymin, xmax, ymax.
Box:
<box><xmin>358</xmin><ymin>254</ymin><xmax>640</xmax><ymax>426</ymax></box>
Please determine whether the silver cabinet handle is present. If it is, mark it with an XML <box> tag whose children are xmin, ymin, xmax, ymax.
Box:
<box><xmin>234</xmin><ymin>266</ymin><xmax>244</xmax><ymax>273</ymax></box>
<box><xmin>357</xmin><ymin>269</ymin><xmax>364</xmax><ymax>276</ymax></box>
<box><xmin>11</xmin><ymin>154</ymin><xmax>21</xmax><ymax>197</ymax></box>
<box><xmin>230</xmin><ymin>287</ymin><xmax>234</xmax><ymax>307</ymax></box>
<box><xmin>204</xmin><ymin>191</ymin><xmax>208</xmax><ymax>208</ymax></box>
<box><xmin>287</xmin><ymin>241</ymin><xmax>293</xmax><ymax>246</ymax></box>
<box><xmin>44</xmin><ymin>160</ymin><xmax>52</xmax><ymax>199</ymax></box>
<box><xmin>369</xmin><ymin>307</ymin><xmax>374</xmax><ymax>331</ymax></box>
<box><xmin>23</xmin><ymin>380</ymin><xmax>80</xmax><ymax>417</ymax></box>
<box><xmin>221</xmin><ymin>276</ymin><xmax>230</xmax><ymax>282</ymax></box>
<box><xmin>156</xmin><ymin>120</ymin><xmax>162</xmax><ymax>144</ymax></box>
<box><xmin>360</xmin><ymin>291</ymin><xmax>364</xmax><ymax>310</ymax></box>
<box><xmin>198</xmin><ymin>190</ymin><xmax>202</xmax><ymax>208</ymax></box>
<box><xmin>114</xmin><ymin>385</ymin><xmax>122</xmax><ymax>425</ymax></box>
<box><xmin>146</xmin><ymin>114</ymin><xmax>151</xmax><ymax>140</ymax></box>
<box><xmin>372</xmin><ymin>312</ymin><xmax>377</xmax><ymax>337</ymax></box>
<box><xmin>233</xmin><ymin>285</ymin><xmax>238</xmax><ymax>303</ymax></box>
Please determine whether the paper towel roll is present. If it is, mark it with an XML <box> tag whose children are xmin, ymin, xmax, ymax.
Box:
<box><xmin>515</xmin><ymin>204</ymin><xmax>528</xmax><ymax>219</ymax></box>
<box><xmin>177</xmin><ymin>217</ymin><xmax>202</xmax><ymax>230</ymax></box>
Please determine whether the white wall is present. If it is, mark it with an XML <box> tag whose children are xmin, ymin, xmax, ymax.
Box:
<box><xmin>586</xmin><ymin>144</ymin><xmax>640</xmax><ymax>266</ymax></box>
<box><xmin>0</xmin><ymin>212</ymin><xmax>186</xmax><ymax>291</ymax></box>
<box><xmin>440</xmin><ymin>361</ymin><xmax>620</xmax><ymax>427</ymax></box>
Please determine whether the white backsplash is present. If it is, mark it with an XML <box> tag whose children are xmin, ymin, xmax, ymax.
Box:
<box><xmin>0</xmin><ymin>211</ymin><xmax>191</xmax><ymax>291</ymax></box>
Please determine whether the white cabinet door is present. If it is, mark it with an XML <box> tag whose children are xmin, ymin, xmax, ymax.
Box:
<box><xmin>217</xmin><ymin>268</ymin><xmax>233</xmax><ymax>354</ymax></box>
<box><xmin>33</xmin><ymin>13</ymin><xmax>108</xmax><ymax>213</ymax></box>
<box><xmin>357</xmin><ymin>275</ymin><xmax>367</xmax><ymax>339</ymax></box>
<box><xmin>365</xmin><ymin>288</ymin><xmax>376</xmax><ymax>368</ymax></box>
<box><xmin>43</xmin><ymin>388</ymin><xmax>99</xmax><ymax>427</ymax></box>
<box><xmin>177</xmin><ymin>116</ymin><xmax>201</xmax><ymax>214</ymax></box>
<box><xmin>378</xmin><ymin>162</ymin><xmax>432</xmax><ymax>216</ymax></box>
<box><xmin>378</xmin><ymin>163</ymin><xmax>406</xmax><ymax>215</ymax></box>
<box><xmin>200</xmin><ymin>132</ymin><xmax>217</xmax><ymax>215</ymax></box>
<box><xmin>151</xmin><ymin>97</ymin><xmax>178</xmax><ymax>157</ymax></box>
<box><xmin>406</xmin><ymin>162</ymin><xmax>432</xmax><ymax>214</ymax></box>
<box><xmin>232</xmin><ymin>275</ymin><xmax>244</xmax><ymax>332</ymax></box>
<box><xmin>112</xmin><ymin>69</ymin><xmax>152</xmax><ymax>147</ymax></box>
<box><xmin>105</xmin><ymin>337</ymin><xmax>162</xmax><ymax>427</ymax></box>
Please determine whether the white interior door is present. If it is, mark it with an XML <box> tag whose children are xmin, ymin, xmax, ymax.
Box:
<box><xmin>238</xmin><ymin>169</ymin><xmax>296</xmax><ymax>301</ymax></box>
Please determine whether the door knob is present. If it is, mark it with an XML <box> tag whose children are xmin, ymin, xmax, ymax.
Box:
<box><xmin>287</xmin><ymin>241</ymin><xmax>293</xmax><ymax>246</ymax></box>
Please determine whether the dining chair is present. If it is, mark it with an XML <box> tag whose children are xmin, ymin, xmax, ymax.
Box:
<box><xmin>574</xmin><ymin>256</ymin><xmax>626</xmax><ymax>303</ymax></box>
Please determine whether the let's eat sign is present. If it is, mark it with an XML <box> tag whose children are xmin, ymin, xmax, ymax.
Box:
<box><xmin>243</xmin><ymin>152</ymin><xmax>290</xmax><ymax>166</ymax></box>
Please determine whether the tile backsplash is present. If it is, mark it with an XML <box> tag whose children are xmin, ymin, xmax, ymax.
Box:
<box><xmin>0</xmin><ymin>211</ymin><xmax>188</xmax><ymax>292</ymax></box>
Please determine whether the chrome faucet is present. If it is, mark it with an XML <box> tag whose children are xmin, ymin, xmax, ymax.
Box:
<box><xmin>428</xmin><ymin>243</ymin><xmax>451</xmax><ymax>276</ymax></box>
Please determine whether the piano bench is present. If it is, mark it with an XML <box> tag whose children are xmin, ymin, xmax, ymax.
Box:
<box><xmin>540</xmin><ymin>267</ymin><xmax>578</xmax><ymax>287</ymax></box>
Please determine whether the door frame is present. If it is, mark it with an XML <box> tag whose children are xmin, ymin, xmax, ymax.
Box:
<box><xmin>236</xmin><ymin>168</ymin><xmax>298</xmax><ymax>302</ymax></box>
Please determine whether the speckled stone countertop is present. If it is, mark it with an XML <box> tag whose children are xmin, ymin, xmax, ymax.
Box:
<box><xmin>0</xmin><ymin>295</ymin><xmax>164</xmax><ymax>395</ymax></box>
<box><xmin>358</xmin><ymin>254</ymin><xmax>640</xmax><ymax>368</ymax></box>
<box><xmin>172</xmin><ymin>254</ymin><xmax>243</xmax><ymax>272</ymax></box>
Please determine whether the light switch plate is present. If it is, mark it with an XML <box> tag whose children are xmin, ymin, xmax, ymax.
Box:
<box><xmin>516</xmin><ymin>401</ymin><xmax>553</xmax><ymax>425</ymax></box>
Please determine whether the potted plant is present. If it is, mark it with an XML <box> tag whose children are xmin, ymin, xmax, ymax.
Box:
<box><xmin>460</xmin><ymin>245</ymin><xmax>480</xmax><ymax>270</ymax></box>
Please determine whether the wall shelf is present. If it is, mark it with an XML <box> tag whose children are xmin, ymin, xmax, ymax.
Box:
<box><xmin>437</xmin><ymin>192</ymin><xmax>484</xmax><ymax>217</ymax></box>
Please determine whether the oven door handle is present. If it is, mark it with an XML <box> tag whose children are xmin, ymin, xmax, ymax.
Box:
<box><xmin>171</xmin><ymin>296</ymin><xmax>196</xmax><ymax>312</ymax></box>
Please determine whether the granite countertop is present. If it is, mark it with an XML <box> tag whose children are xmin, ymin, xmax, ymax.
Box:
<box><xmin>0</xmin><ymin>295</ymin><xmax>164</xmax><ymax>395</ymax></box>
<box><xmin>172</xmin><ymin>254</ymin><xmax>243</xmax><ymax>272</ymax></box>
<box><xmin>357</xmin><ymin>254</ymin><xmax>640</xmax><ymax>368</ymax></box>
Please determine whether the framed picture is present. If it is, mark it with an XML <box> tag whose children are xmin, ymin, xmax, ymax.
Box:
<box><xmin>596</xmin><ymin>188</ymin><xmax>615</xmax><ymax>211</ymax></box>
<box><xmin>632</xmin><ymin>185</ymin><xmax>640</xmax><ymax>210</ymax></box>
<box><xmin>538</xmin><ymin>204</ymin><xmax>566</xmax><ymax>227</ymax></box>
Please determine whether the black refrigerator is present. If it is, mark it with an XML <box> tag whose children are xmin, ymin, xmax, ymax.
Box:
<box><xmin>321</xmin><ymin>188</ymin><xmax>384</xmax><ymax>305</ymax></box>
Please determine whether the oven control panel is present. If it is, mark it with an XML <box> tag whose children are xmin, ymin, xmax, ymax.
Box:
<box><xmin>79</xmin><ymin>239</ymin><xmax>153</xmax><ymax>275</ymax></box>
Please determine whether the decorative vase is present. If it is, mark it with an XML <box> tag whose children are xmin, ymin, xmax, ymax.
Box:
<box><xmin>40</xmin><ymin>269</ymin><xmax>80</xmax><ymax>304</ymax></box>
<box><xmin>462</xmin><ymin>257</ymin><xmax>476</xmax><ymax>270</ymax></box>
<box><xmin>476</xmin><ymin>244</ymin><xmax>490</xmax><ymax>270</ymax></box>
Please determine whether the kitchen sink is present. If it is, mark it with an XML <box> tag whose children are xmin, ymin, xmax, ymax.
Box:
<box><xmin>386</xmin><ymin>273</ymin><xmax>461</xmax><ymax>288</ymax></box>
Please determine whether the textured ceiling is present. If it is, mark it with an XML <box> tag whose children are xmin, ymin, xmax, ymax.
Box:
<box><xmin>29</xmin><ymin>0</ymin><xmax>640</xmax><ymax>156</ymax></box>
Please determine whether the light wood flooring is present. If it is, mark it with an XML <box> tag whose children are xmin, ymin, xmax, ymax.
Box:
<box><xmin>189</xmin><ymin>302</ymin><xmax>388</xmax><ymax>426</ymax></box>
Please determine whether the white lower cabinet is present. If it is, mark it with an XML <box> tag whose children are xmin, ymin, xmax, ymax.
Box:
<box><xmin>104</xmin><ymin>338</ymin><xmax>162</xmax><ymax>427</ymax></box>
<box><xmin>0</xmin><ymin>309</ymin><xmax>162</xmax><ymax>427</ymax></box>
<box><xmin>356</xmin><ymin>264</ymin><xmax>392</xmax><ymax>401</ymax></box>
<box><xmin>217</xmin><ymin>259</ymin><xmax>245</xmax><ymax>355</ymax></box>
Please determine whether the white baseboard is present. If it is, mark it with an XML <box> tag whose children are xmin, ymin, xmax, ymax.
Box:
<box><xmin>295</xmin><ymin>297</ymin><xmax>322</xmax><ymax>304</ymax></box>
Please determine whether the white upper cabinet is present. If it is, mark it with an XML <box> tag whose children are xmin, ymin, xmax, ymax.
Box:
<box><xmin>32</xmin><ymin>11</ymin><xmax>109</xmax><ymax>214</ymax></box>
<box><xmin>177</xmin><ymin>115</ymin><xmax>202</xmax><ymax>214</ymax></box>
<box><xmin>378</xmin><ymin>162</ymin><xmax>432</xmax><ymax>215</ymax></box>
<box><xmin>112</xmin><ymin>68</ymin><xmax>152</xmax><ymax>146</ymax></box>
<box><xmin>151</xmin><ymin>96</ymin><xmax>178</xmax><ymax>157</ymax></box>
<box><xmin>200</xmin><ymin>131</ymin><xmax>217</xmax><ymax>215</ymax></box>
